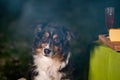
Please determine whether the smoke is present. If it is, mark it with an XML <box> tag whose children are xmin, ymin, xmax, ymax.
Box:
<box><xmin>1</xmin><ymin>0</ymin><xmax>120</xmax><ymax>46</ymax></box>
<box><xmin>8</xmin><ymin>0</ymin><xmax>65</xmax><ymax>41</ymax></box>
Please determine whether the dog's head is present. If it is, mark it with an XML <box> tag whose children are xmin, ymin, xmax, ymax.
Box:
<box><xmin>33</xmin><ymin>23</ymin><xmax>74</xmax><ymax>60</ymax></box>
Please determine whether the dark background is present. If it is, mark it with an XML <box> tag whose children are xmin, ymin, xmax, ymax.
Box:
<box><xmin>0</xmin><ymin>0</ymin><xmax>120</xmax><ymax>80</ymax></box>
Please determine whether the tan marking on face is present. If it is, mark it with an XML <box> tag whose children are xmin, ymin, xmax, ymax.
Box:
<box><xmin>40</xmin><ymin>43</ymin><xmax>47</xmax><ymax>48</ymax></box>
<box><xmin>51</xmin><ymin>46</ymin><xmax>63</xmax><ymax>61</ymax></box>
<box><xmin>53</xmin><ymin>46</ymin><xmax>60</xmax><ymax>52</ymax></box>
<box><xmin>44</xmin><ymin>32</ymin><xmax>49</xmax><ymax>38</ymax></box>
<box><xmin>36</xmin><ymin>43</ymin><xmax>48</xmax><ymax>55</ymax></box>
<box><xmin>51</xmin><ymin>53</ymin><xmax>64</xmax><ymax>61</ymax></box>
<box><xmin>36</xmin><ymin>48</ymin><xmax>42</xmax><ymax>55</ymax></box>
<box><xmin>53</xmin><ymin>34</ymin><xmax>58</xmax><ymax>39</ymax></box>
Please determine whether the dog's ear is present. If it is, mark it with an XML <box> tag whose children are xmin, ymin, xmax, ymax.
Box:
<box><xmin>30</xmin><ymin>22</ymin><xmax>47</xmax><ymax>33</ymax></box>
<box><xmin>62</xmin><ymin>27</ymin><xmax>75</xmax><ymax>41</ymax></box>
<box><xmin>34</xmin><ymin>23</ymin><xmax>47</xmax><ymax>33</ymax></box>
<box><xmin>66</xmin><ymin>31</ymin><xmax>75</xmax><ymax>41</ymax></box>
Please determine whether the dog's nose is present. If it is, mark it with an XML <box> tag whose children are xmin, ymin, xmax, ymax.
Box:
<box><xmin>44</xmin><ymin>49</ymin><xmax>51</xmax><ymax>55</ymax></box>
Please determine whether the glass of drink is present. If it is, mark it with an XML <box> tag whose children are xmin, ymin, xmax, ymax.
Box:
<box><xmin>105</xmin><ymin>7</ymin><xmax>114</xmax><ymax>30</ymax></box>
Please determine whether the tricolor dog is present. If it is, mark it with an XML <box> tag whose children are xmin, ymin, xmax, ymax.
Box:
<box><xmin>28</xmin><ymin>23</ymin><xmax>74</xmax><ymax>80</ymax></box>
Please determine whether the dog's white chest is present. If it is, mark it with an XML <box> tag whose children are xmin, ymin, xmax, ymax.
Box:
<box><xmin>33</xmin><ymin>55</ymin><xmax>63</xmax><ymax>80</ymax></box>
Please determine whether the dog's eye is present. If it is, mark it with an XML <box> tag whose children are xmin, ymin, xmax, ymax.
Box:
<box><xmin>41</xmin><ymin>36</ymin><xmax>48</xmax><ymax>42</ymax></box>
<box><xmin>54</xmin><ymin>38</ymin><xmax>60</xmax><ymax>43</ymax></box>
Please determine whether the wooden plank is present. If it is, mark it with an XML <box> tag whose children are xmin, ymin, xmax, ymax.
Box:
<box><xmin>99</xmin><ymin>35</ymin><xmax>120</xmax><ymax>51</ymax></box>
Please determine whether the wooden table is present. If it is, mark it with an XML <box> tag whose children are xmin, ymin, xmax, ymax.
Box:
<box><xmin>99</xmin><ymin>34</ymin><xmax>120</xmax><ymax>51</ymax></box>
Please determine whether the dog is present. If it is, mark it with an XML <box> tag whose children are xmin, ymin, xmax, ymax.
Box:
<box><xmin>28</xmin><ymin>23</ymin><xmax>74</xmax><ymax>80</ymax></box>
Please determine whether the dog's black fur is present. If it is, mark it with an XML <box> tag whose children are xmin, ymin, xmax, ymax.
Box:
<box><xmin>27</xmin><ymin>23</ymin><xmax>74</xmax><ymax>80</ymax></box>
